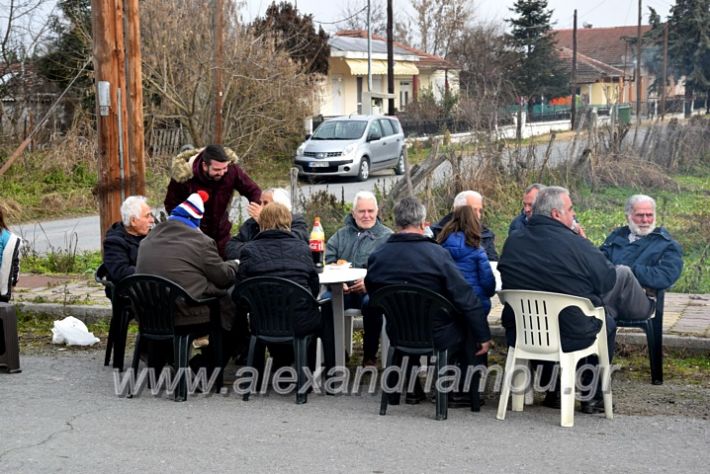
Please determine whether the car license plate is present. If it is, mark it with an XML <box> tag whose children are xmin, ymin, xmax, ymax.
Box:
<box><xmin>310</xmin><ymin>162</ymin><xmax>329</xmax><ymax>168</ymax></box>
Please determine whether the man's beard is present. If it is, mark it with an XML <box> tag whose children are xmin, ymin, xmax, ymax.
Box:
<box><xmin>628</xmin><ymin>218</ymin><xmax>656</xmax><ymax>236</ymax></box>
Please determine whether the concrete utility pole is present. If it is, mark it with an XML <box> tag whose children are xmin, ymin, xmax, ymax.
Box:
<box><xmin>387</xmin><ymin>0</ymin><xmax>394</xmax><ymax>115</ymax></box>
<box><xmin>91</xmin><ymin>0</ymin><xmax>145</xmax><ymax>244</ymax></box>
<box><xmin>571</xmin><ymin>9</ymin><xmax>577</xmax><ymax>130</ymax></box>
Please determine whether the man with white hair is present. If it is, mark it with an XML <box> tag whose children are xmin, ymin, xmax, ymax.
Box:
<box><xmin>102</xmin><ymin>195</ymin><xmax>154</xmax><ymax>292</ymax></box>
<box><xmin>325</xmin><ymin>190</ymin><xmax>393</xmax><ymax>366</ymax></box>
<box><xmin>225</xmin><ymin>187</ymin><xmax>308</xmax><ymax>259</ymax></box>
<box><xmin>499</xmin><ymin>186</ymin><xmax>656</xmax><ymax>413</ymax></box>
<box><xmin>431</xmin><ymin>190</ymin><xmax>498</xmax><ymax>261</ymax></box>
<box><xmin>601</xmin><ymin>194</ymin><xmax>683</xmax><ymax>294</ymax></box>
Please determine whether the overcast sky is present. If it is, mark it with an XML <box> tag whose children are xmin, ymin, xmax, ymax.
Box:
<box><xmin>240</xmin><ymin>0</ymin><xmax>676</xmax><ymax>31</ymax></box>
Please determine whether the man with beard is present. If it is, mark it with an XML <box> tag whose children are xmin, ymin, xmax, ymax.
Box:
<box><xmin>600</xmin><ymin>194</ymin><xmax>683</xmax><ymax>296</ymax></box>
<box><xmin>165</xmin><ymin>144</ymin><xmax>262</xmax><ymax>258</ymax></box>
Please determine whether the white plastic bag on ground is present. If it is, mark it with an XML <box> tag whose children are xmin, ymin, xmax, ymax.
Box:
<box><xmin>51</xmin><ymin>316</ymin><xmax>100</xmax><ymax>346</ymax></box>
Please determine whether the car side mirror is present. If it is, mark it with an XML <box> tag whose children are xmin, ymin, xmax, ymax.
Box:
<box><xmin>368</xmin><ymin>133</ymin><xmax>381</xmax><ymax>142</ymax></box>
<box><xmin>305</xmin><ymin>133</ymin><xmax>312</xmax><ymax>140</ymax></box>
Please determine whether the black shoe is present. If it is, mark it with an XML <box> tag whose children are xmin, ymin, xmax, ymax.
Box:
<box><xmin>580</xmin><ymin>398</ymin><xmax>606</xmax><ymax>414</ymax></box>
<box><xmin>448</xmin><ymin>393</ymin><xmax>471</xmax><ymax>408</ymax></box>
<box><xmin>405</xmin><ymin>391</ymin><xmax>426</xmax><ymax>405</ymax></box>
<box><xmin>542</xmin><ymin>391</ymin><xmax>561</xmax><ymax>409</ymax></box>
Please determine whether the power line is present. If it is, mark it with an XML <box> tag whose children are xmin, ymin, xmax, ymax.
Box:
<box><xmin>312</xmin><ymin>5</ymin><xmax>368</xmax><ymax>26</ymax></box>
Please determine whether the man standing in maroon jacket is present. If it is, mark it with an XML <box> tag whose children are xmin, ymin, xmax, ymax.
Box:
<box><xmin>164</xmin><ymin>144</ymin><xmax>262</xmax><ymax>258</ymax></box>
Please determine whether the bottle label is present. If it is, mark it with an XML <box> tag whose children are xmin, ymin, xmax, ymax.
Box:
<box><xmin>309</xmin><ymin>239</ymin><xmax>324</xmax><ymax>252</ymax></box>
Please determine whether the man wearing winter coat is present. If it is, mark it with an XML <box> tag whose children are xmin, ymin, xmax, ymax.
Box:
<box><xmin>138</xmin><ymin>191</ymin><xmax>238</xmax><ymax>329</ymax></box>
<box><xmin>498</xmin><ymin>186</ymin><xmax>655</xmax><ymax>413</ymax></box>
<box><xmin>102</xmin><ymin>195</ymin><xmax>154</xmax><ymax>298</ymax></box>
<box><xmin>164</xmin><ymin>144</ymin><xmax>261</xmax><ymax>258</ymax></box>
<box><xmin>325</xmin><ymin>191</ymin><xmax>392</xmax><ymax>366</ymax></box>
<box><xmin>225</xmin><ymin>187</ymin><xmax>308</xmax><ymax>260</ymax></box>
<box><xmin>600</xmin><ymin>194</ymin><xmax>683</xmax><ymax>293</ymax></box>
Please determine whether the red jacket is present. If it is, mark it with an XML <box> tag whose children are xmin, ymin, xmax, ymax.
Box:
<box><xmin>164</xmin><ymin>148</ymin><xmax>261</xmax><ymax>258</ymax></box>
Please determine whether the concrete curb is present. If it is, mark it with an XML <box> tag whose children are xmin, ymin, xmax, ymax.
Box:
<box><xmin>14</xmin><ymin>302</ymin><xmax>710</xmax><ymax>352</ymax></box>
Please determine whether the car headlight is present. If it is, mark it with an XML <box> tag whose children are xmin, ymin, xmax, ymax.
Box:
<box><xmin>342</xmin><ymin>143</ymin><xmax>356</xmax><ymax>156</ymax></box>
<box><xmin>296</xmin><ymin>143</ymin><xmax>306</xmax><ymax>156</ymax></box>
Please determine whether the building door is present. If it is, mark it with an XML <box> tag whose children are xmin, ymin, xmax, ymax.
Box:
<box><xmin>399</xmin><ymin>80</ymin><xmax>412</xmax><ymax>110</ymax></box>
<box><xmin>331</xmin><ymin>75</ymin><xmax>344</xmax><ymax>116</ymax></box>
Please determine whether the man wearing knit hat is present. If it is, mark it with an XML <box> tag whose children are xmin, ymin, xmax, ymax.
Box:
<box><xmin>164</xmin><ymin>144</ymin><xmax>262</xmax><ymax>258</ymax></box>
<box><xmin>137</xmin><ymin>191</ymin><xmax>239</xmax><ymax>331</ymax></box>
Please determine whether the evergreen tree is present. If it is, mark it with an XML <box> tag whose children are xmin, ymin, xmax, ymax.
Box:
<box><xmin>36</xmin><ymin>0</ymin><xmax>94</xmax><ymax>110</ymax></box>
<box><xmin>667</xmin><ymin>0</ymin><xmax>709</xmax><ymax>108</ymax></box>
<box><xmin>505</xmin><ymin>0</ymin><xmax>569</xmax><ymax>105</ymax></box>
<box><xmin>251</xmin><ymin>2</ymin><xmax>330</xmax><ymax>75</ymax></box>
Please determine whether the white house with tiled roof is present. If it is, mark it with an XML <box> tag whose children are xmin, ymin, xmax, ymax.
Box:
<box><xmin>316</xmin><ymin>30</ymin><xmax>460</xmax><ymax>117</ymax></box>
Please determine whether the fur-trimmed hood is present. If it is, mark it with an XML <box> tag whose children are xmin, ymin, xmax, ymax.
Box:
<box><xmin>169</xmin><ymin>147</ymin><xmax>240</xmax><ymax>183</ymax></box>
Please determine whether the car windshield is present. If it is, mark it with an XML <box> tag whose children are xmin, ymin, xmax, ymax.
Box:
<box><xmin>311</xmin><ymin>120</ymin><xmax>367</xmax><ymax>140</ymax></box>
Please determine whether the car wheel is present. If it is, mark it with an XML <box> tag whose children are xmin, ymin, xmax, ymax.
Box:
<box><xmin>394</xmin><ymin>152</ymin><xmax>405</xmax><ymax>175</ymax></box>
<box><xmin>357</xmin><ymin>158</ymin><xmax>370</xmax><ymax>181</ymax></box>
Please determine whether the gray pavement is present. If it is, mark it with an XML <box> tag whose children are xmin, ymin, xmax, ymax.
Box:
<box><xmin>1</xmin><ymin>352</ymin><xmax>709</xmax><ymax>473</ymax></box>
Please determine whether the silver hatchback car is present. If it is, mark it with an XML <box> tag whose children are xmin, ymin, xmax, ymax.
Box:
<box><xmin>294</xmin><ymin>115</ymin><xmax>405</xmax><ymax>181</ymax></box>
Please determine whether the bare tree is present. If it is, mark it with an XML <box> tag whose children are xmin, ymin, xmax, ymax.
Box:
<box><xmin>411</xmin><ymin>0</ymin><xmax>473</xmax><ymax>56</ymax></box>
<box><xmin>448</xmin><ymin>22</ymin><xmax>518</xmax><ymax>130</ymax></box>
<box><xmin>1</xmin><ymin>0</ymin><xmax>55</xmax><ymax>137</ymax></box>
<box><xmin>140</xmin><ymin>0</ymin><xmax>318</xmax><ymax>160</ymax></box>
<box><xmin>340</xmin><ymin>0</ymin><xmax>414</xmax><ymax>45</ymax></box>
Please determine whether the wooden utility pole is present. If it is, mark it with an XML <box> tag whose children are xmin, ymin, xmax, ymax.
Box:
<box><xmin>214</xmin><ymin>0</ymin><xmax>224</xmax><ymax>143</ymax></box>
<box><xmin>386</xmin><ymin>0</ymin><xmax>394</xmax><ymax>115</ymax></box>
<box><xmin>91</xmin><ymin>0</ymin><xmax>124</xmax><ymax>238</ymax></box>
<box><xmin>571</xmin><ymin>9</ymin><xmax>577</xmax><ymax>129</ymax></box>
<box><xmin>125</xmin><ymin>0</ymin><xmax>145</xmax><ymax>195</ymax></box>
<box><xmin>661</xmin><ymin>22</ymin><xmax>668</xmax><ymax>120</ymax></box>
<box><xmin>92</xmin><ymin>0</ymin><xmax>146</xmax><ymax>243</ymax></box>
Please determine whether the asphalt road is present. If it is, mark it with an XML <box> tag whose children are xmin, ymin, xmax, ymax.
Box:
<box><xmin>10</xmin><ymin>126</ymin><xmax>651</xmax><ymax>255</ymax></box>
<box><xmin>1</xmin><ymin>352</ymin><xmax>708</xmax><ymax>472</ymax></box>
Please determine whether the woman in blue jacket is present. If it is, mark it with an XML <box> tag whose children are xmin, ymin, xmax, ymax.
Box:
<box><xmin>436</xmin><ymin>205</ymin><xmax>496</xmax><ymax>315</ymax></box>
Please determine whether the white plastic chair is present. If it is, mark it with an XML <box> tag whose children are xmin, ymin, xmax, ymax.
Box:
<box><xmin>496</xmin><ymin>290</ymin><xmax>613</xmax><ymax>427</ymax></box>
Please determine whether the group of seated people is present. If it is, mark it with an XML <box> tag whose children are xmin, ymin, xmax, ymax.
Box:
<box><xmin>102</xmin><ymin>144</ymin><xmax>683</xmax><ymax>412</ymax></box>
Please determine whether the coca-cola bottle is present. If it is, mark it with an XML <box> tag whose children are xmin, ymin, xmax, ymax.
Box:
<box><xmin>309</xmin><ymin>217</ymin><xmax>325</xmax><ymax>272</ymax></box>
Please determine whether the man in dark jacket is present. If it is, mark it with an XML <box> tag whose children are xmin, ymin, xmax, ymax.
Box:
<box><xmin>600</xmin><ymin>194</ymin><xmax>683</xmax><ymax>293</ymax></box>
<box><xmin>498</xmin><ymin>186</ymin><xmax>654</xmax><ymax>413</ymax></box>
<box><xmin>366</xmin><ymin>197</ymin><xmax>491</xmax><ymax>403</ymax></box>
<box><xmin>138</xmin><ymin>191</ymin><xmax>238</xmax><ymax>330</ymax></box>
<box><xmin>102</xmin><ymin>195</ymin><xmax>154</xmax><ymax>297</ymax></box>
<box><xmin>225</xmin><ymin>187</ymin><xmax>308</xmax><ymax>260</ymax></box>
<box><xmin>508</xmin><ymin>183</ymin><xmax>545</xmax><ymax>235</ymax></box>
<box><xmin>431</xmin><ymin>190</ymin><xmax>498</xmax><ymax>261</ymax></box>
<box><xmin>164</xmin><ymin>144</ymin><xmax>262</xmax><ymax>258</ymax></box>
